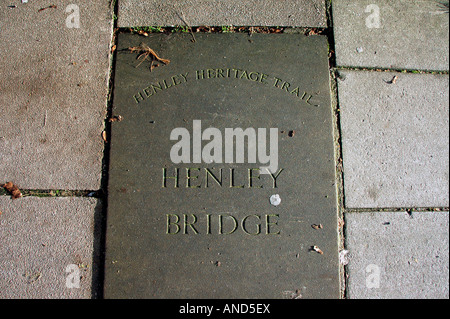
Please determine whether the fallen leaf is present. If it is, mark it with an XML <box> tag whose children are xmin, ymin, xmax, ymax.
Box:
<box><xmin>307</xmin><ymin>29</ymin><xmax>318</xmax><ymax>36</ymax></box>
<box><xmin>311</xmin><ymin>245</ymin><xmax>324</xmax><ymax>255</ymax></box>
<box><xmin>137</xmin><ymin>30</ymin><xmax>149</xmax><ymax>36</ymax></box>
<box><xmin>2</xmin><ymin>181</ymin><xmax>22</xmax><ymax>199</ymax></box>
<box><xmin>311</xmin><ymin>224</ymin><xmax>323</xmax><ymax>230</ymax></box>
<box><xmin>101</xmin><ymin>131</ymin><xmax>108</xmax><ymax>143</ymax></box>
<box><xmin>108</xmin><ymin>115</ymin><xmax>123</xmax><ymax>122</ymax></box>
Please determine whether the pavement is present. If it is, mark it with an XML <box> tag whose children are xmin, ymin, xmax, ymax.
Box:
<box><xmin>0</xmin><ymin>0</ymin><xmax>448</xmax><ymax>299</ymax></box>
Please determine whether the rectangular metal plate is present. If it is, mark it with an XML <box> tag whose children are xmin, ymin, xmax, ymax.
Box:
<box><xmin>104</xmin><ymin>33</ymin><xmax>339</xmax><ymax>298</ymax></box>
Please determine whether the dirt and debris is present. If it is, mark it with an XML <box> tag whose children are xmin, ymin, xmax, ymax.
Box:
<box><xmin>338</xmin><ymin>218</ymin><xmax>345</xmax><ymax>229</ymax></box>
<box><xmin>311</xmin><ymin>224</ymin><xmax>323</xmax><ymax>230</ymax></box>
<box><xmin>23</xmin><ymin>271</ymin><xmax>42</xmax><ymax>284</ymax></box>
<box><xmin>2</xmin><ymin>182</ymin><xmax>22</xmax><ymax>199</ymax></box>
<box><xmin>288</xmin><ymin>130</ymin><xmax>295</xmax><ymax>137</ymax></box>
<box><xmin>406</xmin><ymin>209</ymin><xmax>413</xmax><ymax>219</ymax></box>
<box><xmin>282</xmin><ymin>289</ymin><xmax>302</xmax><ymax>299</ymax></box>
<box><xmin>136</xmin><ymin>30</ymin><xmax>149</xmax><ymax>37</ymax></box>
<box><xmin>310</xmin><ymin>245</ymin><xmax>324</xmax><ymax>255</ymax></box>
<box><xmin>385</xmin><ymin>75</ymin><xmax>398</xmax><ymax>84</ymax></box>
<box><xmin>193</xmin><ymin>26</ymin><xmax>284</xmax><ymax>34</ymax></box>
<box><xmin>335</xmin><ymin>70</ymin><xmax>346</xmax><ymax>81</ymax></box>
<box><xmin>305</xmin><ymin>28</ymin><xmax>323</xmax><ymax>36</ymax></box>
<box><xmin>339</xmin><ymin>250</ymin><xmax>349</xmax><ymax>265</ymax></box>
<box><xmin>128</xmin><ymin>26</ymin><xmax>286</xmax><ymax>35</ymax></box>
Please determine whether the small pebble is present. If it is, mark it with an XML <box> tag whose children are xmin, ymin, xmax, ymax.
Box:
<box><xmin>270</xmin><ymin>194</ymin><xmax>281</xmax><ymax>206</ymax></box>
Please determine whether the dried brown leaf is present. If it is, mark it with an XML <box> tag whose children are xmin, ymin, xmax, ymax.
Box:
<box><xmin>101</xmin><ymin>131</ymin><xmax>108</xmax><ymax>143</ymax></box>
<box><xmin>137</xmin><ymin>30</ymin><xmax>149</xmax><ymax>37</ymax></box>
<box><xmin>2</xmin><ymin>181</ymin><xmax>22</xmax><ymax>199</ymax></box>
<box><xmin>108</xmin><ymin>115</ymin><xmax>123</xmax><ymax>122</ymax></box>
<box><xmin>311</xmin><ymin>245</ymin><xmax>324</xmax><ymax>255</ymax></box>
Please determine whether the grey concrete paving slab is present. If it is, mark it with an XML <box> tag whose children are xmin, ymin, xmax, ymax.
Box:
<box><xmin>333</xmin><ymin>0</ymin><xmax>449</xmax><ymax>71</ymax></box>
<box><xmin>345</xmin><ymin>211</ymin><xmax>449</xmax><ymax>299</ymax></box>
<box><xmin>0</xmin><ymin>1</ymin><xmax>113</xmax><ymax>190</ymax></box>
<box><xmin>117</xmin><ymin>0</ymin><xmax>327</xmax><ymax>28</ymax></box>
<box><xmin>0</xmin><ymin>197</ymin><xmax>102</xmax><ymax>299</ymax></box>
<box><xmin>337</xmin><ymin>70</ymin><xmax>449</xmax><ymax>209</ymax></box>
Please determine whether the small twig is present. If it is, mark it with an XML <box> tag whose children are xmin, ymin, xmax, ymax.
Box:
<box><xmin>176</xmin><ymin>11</ymin><xmax>196</xmax><ymax>42</ymax></box>
<box><xmin>38</xmin><ymin>5</ymin><xmax>57</xmax><ymax>12</ymax></box>
<box><xmin>128</xmin><ymin>44</ymin><xmax>170</xmax><ymax>70</ymax></box>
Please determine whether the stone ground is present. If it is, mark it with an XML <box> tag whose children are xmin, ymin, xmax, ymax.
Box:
<box><xmin>0</xmin><ymin>0</ymin><xmax>448</xmax><ymax>299</ymax></box>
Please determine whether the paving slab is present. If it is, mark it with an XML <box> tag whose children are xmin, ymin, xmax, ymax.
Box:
<box><xmin>104</xmin><ymin>33</ymin><xmax>339</xmax><ymax>298</ymax></box>
<box><xmin>118</xmin><ymin>0</ymin><xmax>327</xmax><ymax>28</ymax></box>
<box><xmin>337</xmin><ymin>70</ymin><xmax>449</xmax><ymax>209</ymax></box>
<box><xmin>345</xmin><ymin>211</ymin><xmax>449</xmax><ymax>299</ymax></box>
<box><xmin>0</xmin><ymin>1</ymin><xmax>113</xmax><ymax>190</ymax></box>
<box><xmin>333</xmin><ymin>0</ymin><xmax>449</xmax><ymax>71</ymax></box>
<box><xmin>0</xmin><ymin>197</ymin><xmax>102</xmax><ymax>299</ymax></box>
